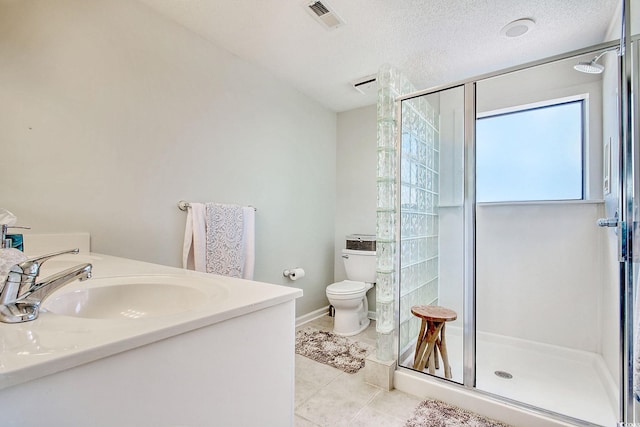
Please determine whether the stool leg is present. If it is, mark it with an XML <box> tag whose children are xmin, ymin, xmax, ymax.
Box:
<box><xmin>413</xmin><ymin>319</ymin><xmax>428</xmax><ymax>370</ymax></box>
<box><xmin>417</xmin><ymin>322</ymin><xmax>444</xmax><ymax>372</ymax></box>
<box><xmin>429</xmin><ymin>323</ymin><xmax>442</xmax><ymax>373</ymax></box>
<box><xmin>413</xmin><ymin>319</ymin><xmax>428</xmax><ymax>369</ymax></box>
<box><xmin>439</xmin><ymin>322</ymin><xmax>452</xmax><ymax>379</ymax></box>
<box><xmin>433</xmin><ymin>336</ymin><xmax>440</xmax><ymax>370</ymax></box>
<box><xmin>428</xmin><ymin>346</ymin><xmax>436</xmax><ymax>374</ymax></box>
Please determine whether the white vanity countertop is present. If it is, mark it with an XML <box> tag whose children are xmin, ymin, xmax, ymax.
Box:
<box><xmin>0</xmin><ymin>253</ymin><xmax>302</xmax><ymax>390</ymax></box>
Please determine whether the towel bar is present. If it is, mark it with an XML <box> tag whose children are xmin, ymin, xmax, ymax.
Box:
<box><xmin>177</xmin><ymin>200</ymin><xmax>256</xmax><ymax>211</ymax></box>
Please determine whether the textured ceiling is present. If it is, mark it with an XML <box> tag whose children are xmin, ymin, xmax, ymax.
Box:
<box><xmin>136</xmin><ymin>0</ymin><xmax>619</xmax><ymax>112</ymax></box>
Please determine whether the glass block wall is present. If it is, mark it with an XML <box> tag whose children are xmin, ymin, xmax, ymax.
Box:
<box><xmin>376</xmin><ymin>65</ymin><xmax>439</xmax><ymax>361</ymax></box>
<box><xmin>398</xmin><ymin>95</ymin><xmax>440</xmax><ymax>355</ymax></box>
<box><xmin>375</xmin><ymin>64</ymin><xmax>400</xmax><ymax>361</ymax></box>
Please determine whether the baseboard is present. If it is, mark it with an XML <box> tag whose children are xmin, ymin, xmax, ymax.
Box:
<box><xmin>296</xmin><ymin>307</ymin><xmax>376</xmax><ymax>327</ymax></box>
<box><xmin>295</xmin><ymin>305</ymin><xmax>329</xmax><ymax>327</ymax></box>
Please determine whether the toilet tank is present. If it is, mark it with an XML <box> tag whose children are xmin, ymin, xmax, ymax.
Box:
<box><xmin>342</xmin><ymin>249</ymin><xmax>376</xmax><ymax>283</ymax></box>
<box><xmin>346</xmin><ymin>234</ymin><xmax>376</xmax><ymax>251</ymax></box>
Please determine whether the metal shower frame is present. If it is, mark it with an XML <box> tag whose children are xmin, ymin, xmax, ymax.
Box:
<box><xmin>393</xmin><ymin>1</ymin><xmax>636</xmax><ymax>422</ymax></box>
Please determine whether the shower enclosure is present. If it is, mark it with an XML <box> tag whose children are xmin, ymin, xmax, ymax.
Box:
<box><xmin>378</xmin><ymin>2</ymin><xmax>640</xmax><ymax>425</ymax></box>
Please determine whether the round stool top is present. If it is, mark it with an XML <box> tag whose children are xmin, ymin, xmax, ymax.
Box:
<box><xmin>411</xmin><ymin>305</ymin><xmax>457</xmax><ymax>322</ymax></box>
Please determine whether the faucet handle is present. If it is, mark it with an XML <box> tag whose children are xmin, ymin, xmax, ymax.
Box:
<box><xmin>0</xmin><ymin>248</ymin><xmax>80</xmax><ymax>305</ymax></box>
<box><xmin>18</xmin><ymin>248</ymin><xmax>80</xmax><ymax>276</ymax></box>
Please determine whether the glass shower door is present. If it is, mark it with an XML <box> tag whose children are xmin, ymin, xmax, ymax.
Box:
<box><xmin>473</xmin><ymin>49</ymin><xmax>621</xmax><ymax>426</ymax></box>
<box><xmin>396</xmin><ymin>46</ymin><xmax>626</xmax><ymax>425</ymax></box>
<box><xmin>394</xmin><ymin>35</ymin><xmax>636</xmax><ymax>425</ymax></box>
<box><xmin>625</xmin><ymin>32</ymin><xmax>639</xmax><ymax>424</ymax></box>
<box><xmin>397</xmin><ymin>85</ymin><xmax>466</xmax><ymax>385</ymax></box>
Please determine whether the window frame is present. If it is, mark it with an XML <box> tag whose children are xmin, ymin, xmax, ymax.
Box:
<box><xmin>475</xmin><ymin>96</ymin><xmax>587</xmax><ymax>204</ymax></box>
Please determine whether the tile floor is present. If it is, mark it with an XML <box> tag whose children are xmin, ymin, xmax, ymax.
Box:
<box><xmin>295</xmin><ymin>316</ymin><xmax>422</xmax><ymax>427</ymax></box>
<box><xmin>299</xmin><ymin>315</ymin><xmax>617</xmax><ymax>427</ymax></box>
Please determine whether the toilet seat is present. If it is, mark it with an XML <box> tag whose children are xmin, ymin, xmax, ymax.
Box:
<box><xmin>326</xmin><ymin>280</ymin><xmax>367</xmax><ymax>299</ymax></box>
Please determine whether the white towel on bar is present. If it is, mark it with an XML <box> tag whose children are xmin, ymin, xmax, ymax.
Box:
<box><xmin>242</xmin><ymin>206</ymin><xmax>255</xmax><ymax>280</ymax></box>
<box><xmin>182</xmin><ymin>202</ymin><xmax>207</xmax><ymax>272</ymax></box>
<box><xmin>205</xmin><ymin>203</ymin><xmax>255</xmax><ymax>280</ymax></box>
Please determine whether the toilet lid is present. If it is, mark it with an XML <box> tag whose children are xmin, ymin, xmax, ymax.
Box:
<box><xmin>327</xmin><ymin>280</ymin><xmax>366</xmax><ymax>295</ymax></box>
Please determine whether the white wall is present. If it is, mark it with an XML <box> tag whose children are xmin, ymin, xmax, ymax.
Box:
<box><xmin>335</xmin><ymin>105</ymin><xmax>377</xmax><ymax>310</ymax></box>
<box><xmin>471</xmin><ymin>54</ymin><xmax>607</xmax><ymax>352</ymax></box>
<box><xmin>0</xmin><ymin>0</ymin><xmax>337</xmax><ymax>317</ymax></box>
<box><xmin>476</xmin><ymin>202</ymin><xmax>604</xmax><ymax>351</ymax></box>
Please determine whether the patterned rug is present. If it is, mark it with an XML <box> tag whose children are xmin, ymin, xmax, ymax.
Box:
<box><xmin>405</xmin><ymin>399</ymin><xmax>512</xmax><ymax>427</ymax></box>
<box><xmin>295</xmin><ymin>327</ymin><xmax>373</xmax><ymax>373</ymax></box>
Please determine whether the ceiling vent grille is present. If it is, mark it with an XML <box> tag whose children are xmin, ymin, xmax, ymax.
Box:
<box><xmin>351</xmin><ymin>75</ymin><xmax>377</xmax><ymax>94</ymax></box>
<box><xmin>309</xmin><ymin>1</ymin><xmax>329</xmax><ymax>16</ymax></box>
<box><xmin>306</xmin><ymin>1</ymin><xmax>344</xmax><ymax>29</ymax></box>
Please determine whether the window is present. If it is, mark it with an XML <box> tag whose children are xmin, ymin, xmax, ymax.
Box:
<box><xmin>476</xmin><ymin>100</ymin><xmax>584</xmax><ymax>203</ymax></box>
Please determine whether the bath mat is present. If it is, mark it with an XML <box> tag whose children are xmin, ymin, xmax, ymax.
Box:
<box><xmin>295</xmin><ymin>327</ymin><xmax>372</xmax><ymax>374</ymax></box>
<box><xmin>405</xmin><ymin>399</ymin><xmax>512</xmax><ymax>427</ymax></box>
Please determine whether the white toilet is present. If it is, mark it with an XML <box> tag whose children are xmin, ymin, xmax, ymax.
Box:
<box><xmin>326</xmin><ymin>238</ymin><xmax>376</xmax><ymax>336</ymax></box>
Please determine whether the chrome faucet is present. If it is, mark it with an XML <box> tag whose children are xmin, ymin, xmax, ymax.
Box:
<box><xmin>0</xmin><ymin>248</ymin><xmax>92</xmax><ymax>323</ymax></box>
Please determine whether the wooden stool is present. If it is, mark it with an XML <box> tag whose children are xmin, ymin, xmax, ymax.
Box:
<box><xmin>411</xmin><ymin>305</ymin><xmax>457</xmax><ymax>379</ymax></box>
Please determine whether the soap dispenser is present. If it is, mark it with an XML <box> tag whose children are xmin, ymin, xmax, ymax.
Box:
<box><xmin>0</xmin><ymin>224</ymin><xmax>30</xmax><ymax>277</ymax></box>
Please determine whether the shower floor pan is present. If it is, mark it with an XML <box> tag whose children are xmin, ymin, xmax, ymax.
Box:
<box><xmin>401</xmin><ymin>326</ymin><xmax>616</xmax><ymax>426</ymax></box>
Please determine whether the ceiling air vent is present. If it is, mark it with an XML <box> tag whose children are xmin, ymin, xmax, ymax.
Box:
<box><xmin>351</xmin><ymin>75</ymin><xmax>377</xmax><ymax>94</ymax></box>
<box><xmin>306</xmin><ymin>1</ymin><xmax>344</xmax><ymax>29</ymax></box>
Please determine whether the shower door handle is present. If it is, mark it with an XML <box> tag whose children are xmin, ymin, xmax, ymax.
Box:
<box><xmin>597</xmin><ymin>217</ymin><xmax>619</xmax><ymax>227</ymax></box>
<box><xmin>597</xmin><ymin>211</ymin><xmax>619</xmax><ymax>227</ymax></box>
<box><xmin>597</xmin><ymin>210</ymin><xmax>629</xmax><ymax>261</ymax></box>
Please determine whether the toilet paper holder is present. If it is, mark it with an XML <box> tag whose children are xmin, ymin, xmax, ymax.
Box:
<box><xmin>283</xmin><ymin>268</ymin><xmax>305</xmax><ymax>281</ymax></box>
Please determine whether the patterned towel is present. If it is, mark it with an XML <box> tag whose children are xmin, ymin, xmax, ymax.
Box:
<box><xmin>205</xmin><ymin>203</ymin><xmax>246</xmax><ymax>278</ymax></box>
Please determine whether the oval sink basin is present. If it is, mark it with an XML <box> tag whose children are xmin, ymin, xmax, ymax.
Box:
<box><xmin>43</xmin><ymin>276</ymin><xmax>213</xmax><ymax>319</ymax></box>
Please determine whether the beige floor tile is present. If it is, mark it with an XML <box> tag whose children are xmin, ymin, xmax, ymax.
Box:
<box><xmin>348</xmin><ymin>406</ymin><xmax>406</xmax><ymax>427</ymax></box>
<box><xmin>295</xmin><ymin>354</ymin><xmax>343</xmax><ymax>387</ymax></box>
<box><xmin>295</xmin><ymin>388</ymin><xmax>363</xmax><ymax>427</ymax></box>
<box><xmin>351</xmin><ymin>322</ymin><xmax>377</xmax><ymax>347</ymax></box>
<box><xmin>356</xmin><ymin>335</ymin><xmax>377</xmax><ymax>349</ymax></box>
<box><xmin>295</xmin><ymin>415</ymin><xmax>320</xmax><ymax>427</ymax></box>
<box><xmin>296</xmin><ymin>376</ymin><xmax>322</xmax><ymax>409</ymax></box>
<box><xmin>359</xmin><ymin>320</ymin><xmax>378</xmax><ymax>338</ymax></box>
<box><xmin>326</xmin><ymin>370</ymin><xmax>381</xmax><ymax>405</ymax></box>
<box><xmin>295</xmin><ymin>316</ymin><xmax>413</xmax><ymax>426</ymax></box>
<box><xmin>368</xmin><ymin>389</ymin><xmax>422</xmax><ymax>421</ymax></box>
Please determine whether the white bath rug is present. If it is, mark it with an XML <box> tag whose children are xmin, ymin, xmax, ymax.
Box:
<box><xmin>405</xmin><ymin>399</ymin><xmax>512</xmax><ymax>427</ymax></box>
<box><xmin>295</xmin><ymin>327</ymin><xmax>373</xmax><ymax>374</ymax></box>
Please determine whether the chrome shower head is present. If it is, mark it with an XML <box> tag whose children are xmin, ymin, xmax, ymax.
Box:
<box><xmin>573</xmin><ymin>60</ymin><xmax>605</xmax><ymax>74</ymax></box>
<box><xmin>573</xmin><ymin>48</ymin><xmax>618</xmax><ymax>74</ymax></box>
